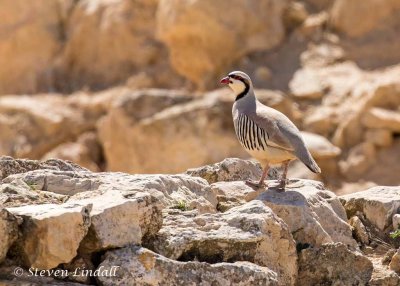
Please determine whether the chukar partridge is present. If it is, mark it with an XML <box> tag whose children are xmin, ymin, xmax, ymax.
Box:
<box><xmin>220</xmin><ymin>71</ymin><xmax>321</xmax><ymax>190</ymax></box>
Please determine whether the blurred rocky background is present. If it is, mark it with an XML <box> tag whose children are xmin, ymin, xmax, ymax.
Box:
<box><xmin>0</xmin><ymin>0</ymin><xmax>400</xmax><ymax>194</ymax></box>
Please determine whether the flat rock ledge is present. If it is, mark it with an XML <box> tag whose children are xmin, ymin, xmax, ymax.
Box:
<box><xmin>0</xmin><ymin>157</ymin><xmax>399</xmax><ymax>285</ymax></box>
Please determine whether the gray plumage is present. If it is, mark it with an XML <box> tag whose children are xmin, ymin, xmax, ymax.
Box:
<box><xmin>221</xmin><ymin>71</ymin><xmax>320</xmax><ymax>186</ymax></box>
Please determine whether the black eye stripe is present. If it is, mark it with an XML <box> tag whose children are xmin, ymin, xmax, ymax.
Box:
<box><xmin>229</xmin><ymin>75</ymin><xmax>242</xmax><ymax>81</ymax></box>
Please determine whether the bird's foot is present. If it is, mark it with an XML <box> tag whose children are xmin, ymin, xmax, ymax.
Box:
<box><xmin>268</xmin><ymin>179</ymin><xmax>288</xmax><ymax>192</ymax></box>
<box><xmin>245</xmin><ymin>179</ymin><xmax>266</xmax><ymax>188</ymax></box>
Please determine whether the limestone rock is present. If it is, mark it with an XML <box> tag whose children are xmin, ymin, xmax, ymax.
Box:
<box><xmin>0</xmin><ymin>209</ymin><xmax>18</xmax><ymax>263</ymax></box>
<box><xmin>365</xmin><ymin>128</ymin><xmax>394</xmax><ymax>148</ymax></box>
<box><xmin>7</xmin><ymin>203</ymin><xmax>91</xmax><ymax>269</ymax></box>
<box><xmin>258</xmin><ymin>180</ymin><xmax>357</xmax><ymax>247</ymax></box>
<box><xmin>0</xmin><ymin>0</ymin><xmax>64</xmax><ymax>94</ymax></box>
<box><xmin>59</xmin><ymin>0</ymin><xmax>167</xmax><ymax>90</ymax></box>
<box><xmin>393</xmin><ymin>214</ymin><xmax>400</xmax><ymax>230</ymax></box>
<box><xmin>301</xmin><ymin>131</ymin><xmax>341</xmax><ymax>159</ymax></box>
<box><xmin>362</xmin><ymin>108</ymin><xmax>400</xmax><ymax>132</ymax></box>
<box><xmin>97</xmin><ymin>246</ymin><xmax>279</xmax><ymax>286</ymax></box>
<box><xmin>339</xmin><ymin>142</ymin><xmax>376</xmax><ymax>180</ymax></box>
<box><xmin>289</xmin><ymin>68</ymin><xmax>324</xmax><ymax>99</ymax></box>
<box><xmin>42</xmin><ymin>132</ymin><xmax>102</xmax><ymax>172</ymax></box>
<box><xmin>297</xmin><ymin>243</ymin><xmax>373</xmax><ymax>285</ymax></box>
<box><xmin>156</xmin><ymin>0</ymin><xmax>288</xmax><ymax>88</ymax></box>
<box><xmin>340</xmin><ymin>186</ymin><xmax>400</xmax><ymax>231</ymax></box>
<box><xmin>390</xmin><ymin>249</ymin><xmax>400</xmax><ymax>274</ymax></box>
<box><xmin>303</xmin><ymin>107</ymin><xmax>338</xmax><ymax>136</ymax></box>
<box><xmin>185</xmin><ymin>158</ymin><xmax>262</xmax><ymax>184</ymax></box>
<box><xmin>330</xmin><ymin>0</ymin><xmax>400</xmax><ymax>38</ymax></box>
<box><xmin>0</xmin><ymin>95</ymin><xmax>96</xmax><ymax>159</ymax></box>
<box><xmin>349</xmin><ymin>216</ymin><xmax>369</xmax><ymax>245</ymax></box>
<box><xmin>147</xmin><ymin>201</ymin><xmax>298</xmax><ymax>285</ymax></box>
<box><xmin>70</xmin><ymin>190</ymin><xmax>163</xmax><ymax>253</ymax></box>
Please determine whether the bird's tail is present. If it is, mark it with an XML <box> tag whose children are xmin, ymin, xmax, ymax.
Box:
<box><xmin>305</xmin><ymin>155</ymin><xmax>321</xmax><ymax>174</ymax></box>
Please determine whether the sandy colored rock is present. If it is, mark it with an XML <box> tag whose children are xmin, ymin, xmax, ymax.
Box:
<box><xmin>390</xmin><ymin>249</ymin><xmax>400</xmax><ymax>274</ymax></box>
<box><xmin>258</xmin><ymin>180</ymin><xmax>357</xmax><ymax>247</ymax></box>
<box><xmin>185</xmin><ymin>158</ymin><xmax>262</xmax><ymax>184</ymax></box>
<box><xmin>157</xmin><ymin>0</ymin><xmax>288</xmax><ymax>88</ymax></box>
<box><xmin>289</xmin><ymin>68</ymin><xmax>324</xmax><ymax>99</ymax></box>
<box><xmin>7</xmin><ymin>203</ymin><xmax>91</xmax><ymax>269</ymax></box>
<box><xmin>97</xmin><ymin>246</ymin><xmax>279</xmax><ymax>286</ymax></box>
<box><xmin>297</xmin><ymin>243</ymin><xmax>373</xmax><ymax>285</ymax></box>
<box><xmin>148</xmin><ymin>201</ymin><xmax>297</xmax><ymax>285</ymax></box>
<box><xmin>42</xmin><ymin>132</ymin><xmax>102</xmax><ymax>172</ymax></box>
<box><xmin>303</xmin><ymin>107</ymin><xmax>337</xmax><ymax>136</ymax></box>
<box><xmin>362</xmin><ymin>108</ymin><xmax>400</xmax><ymax>132</ymax></box>
<box><xmin>330</xmin><ymin>0</ymin><xmax>400</xmax><ymax>38</ymax></box>
<box><xmin>301</xmin><ymin>131</ymin><xmax>341</xmax><ymax>159</ymax></box>
<box><xmin>339</xmin><ymin>142</ymin><xmax>376</xmax><ymax>180</ymax></box>
<box><xmin>340</xmin><ymin>186</ymin><xmax>400</xmax><ymax>231</ymax></box>
<box><xmin>59</xmin><ymin>0</ymin><xmax>167</xmax><ymax>91</ymax></box>
<box><xmin>0</xmin><ymin>0</ymin><xmax>65</xmax><ymax>94</ymax></box>
<box><xmin>0</xmin><ymin>209</ymin><xmax>18</xmax><ymax>263</ymax></box>
<box><xmin>70</xmin><ymin>190</ymin><xmax>163</xmax><ymax>253</ymax></box>
<box><xmin>349</xmin><ymin>216</ymin><xmax>369</xmax><ymax>245</ymax></box>
<box><xmin>365</xmin><ymin>128</ymin><xmax>394</xmax><ymax>148</ymax></box>
<box><xmin>393</xmin><ymin>214</ymin><xmax>400</xmax><ymax>230</ymax></box>
<box><xmin>0</xmin><ymin>95</ymin><xmax>97</xmax><ymax>159</ymax></box>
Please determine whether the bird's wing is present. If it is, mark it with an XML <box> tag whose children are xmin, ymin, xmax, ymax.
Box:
<box><xmin>247</xmin><ymin>103</ymin><xmax>321</xmax><ymax>173</ymax></box>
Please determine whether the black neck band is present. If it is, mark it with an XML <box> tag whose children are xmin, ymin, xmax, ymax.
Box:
<box><xmin>235</xmin><ymin>81</ymin><xmax>250</xmax><ymax>101</ymax></box>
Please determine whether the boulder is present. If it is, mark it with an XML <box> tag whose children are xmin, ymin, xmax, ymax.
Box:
<box><xmin>365</xmin><ymin>128</ymin><xmax>394</xmax><ymax>148</ymax></box>
<box><xmin>390</xmin><ymin>249</ymin><xmax>400</xmax><ymax>274</ymax></box>
<box><xmin>301</xmin><ymin>131</ymin><xmax>341</xmax><ymax>159</ymax></box>
<box><xmin>393</xmin><ymin>214</ymin><xmax>400</xmax><ymax>230</ymax></box>
<box><xmin>330</xmin><ymin>0</ymin><xmax>400</xmax><ymax>38</ymax></box>
<box><xmin>0</xmin><ymin>208</ymin><xmax>18</xmax><ymax>263</ymax></box>
<box><xmin>70</xmin><ymin>190</ymin><xmax>163</xmax><ymax>254</ymax></box>
<box><xmin>156</xmin><ymin>0</ymin><xmax>288</xmax><ymax>88</ymax></box>
<box><xmin>7</xmin><ymin>203</ymin><xmax>91</xmax><ymax>269</ymax></box>
<box><xmin>42</xmin><ymin>132</ymin><xmax>102</xmax><ymax>172</ymax></box>
<box><xmin>185</xmin><ymin>158</ymin><xmax>262</xmax><ymax>184</ymax></box>
<box><xmin>97</xmin><ymin>246</ymin><xmax>279</xmax><ymax>286</ymax></box>
<box><xmin>340</xmin><ymin>186</ymin><xmax>400</xmax><ymax>231</ymax></box>
<box><xmin>339</xmin><ymin>142</ymin><xmax>376</xmax><ymax>180</ymax></box>
<box><xmin>0</xmin><ymin>0</ymin><xmax>64</xmax><ymax>94</ymax></box>
<box><xmin>362</xmin><ymin>108</ymin><xmax>400</xmax><ymax>132</ymax></box>
<box><xmin>297</xmin><ymin>243</ymin><xmax>373</xmax><ymax>285</ymax></box>
<box><xmin>289</xmin><ymin>68</ymin><xmax>324</xmax><ymax>99</ymax></box>
<box><xmin>349</xmin><ymin>216</ymin><xmax>369</xmax><ymax>245</ymax></box>
<box><xmin>258</xmin><ymin>180</ymin><xmax>357</xmax><ymax>247</ymax></box>
<box><xmin>0</xmin><ymin>95</ymin><xmax>96</xmax><ymax>159</ymax></box>
<box><xmin>147</xmin><ymin>201</ymin><xmax>298</xmax><ymax>285</ymax></box>
<box><xmin>59</xmin><ymin>0</ymin><xmax>170</xmax><ymax>91</ymax></box>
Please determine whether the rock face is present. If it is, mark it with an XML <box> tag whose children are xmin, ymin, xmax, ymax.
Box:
<box><xmin>258</xmin><ymin>180</ymin><xmax>357</xmax><ymax>248</ymax></box>
<box><xmin>98</xmin><ymin>246</ymin><xmax>279</xmax><ymax>286</ymax></box>
<box><xmin>1</xmin><ymin>157</ymin><xmax>399</xmax><ymax>285</ymax></box>
<box><xmin>148</xmin><ymin>201</ymin><xmax>298</xmax><ymax>285</ymax></box>
<box><xmin>157</xmin><ymin>0</ymin><xmax>288</xmax><ymax>88</ymax></box>
<box><xmin>340</xmin><ymin>186</ymin><xmax>400</xmax><ymax>231</ymax></box>
<box><xmin>0</xmin><ymin>0</ymin><xmax>63</xmax><ymax>94</ymax></box>
<box><xmin>0</xmin><ymin>208</ymin><xmax>18</xmax><ymax>263</ymax></box>
<box><xmin>297</xmin><ymin>243</ymin><xmax>373</xmax><ymax>285</ymax></box>
<box><xmin>7</xmin><ymin>203</ymin><xmax>91</xmax><ymax>269</ymax></box>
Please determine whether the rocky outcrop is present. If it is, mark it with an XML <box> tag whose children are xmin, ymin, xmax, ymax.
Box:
<box><xmin>98</xmin><ymin>246</ymin><xmax>279</xmax><ymax>286</ymax></box>
<box><xmin>7</xmin><ymin>203</ymin><xmax>91</xmax><ymax>269</ymax></box>
<box><xmin>340</xmin><ymin>186</ymin><xmax>400</xmax><ymax>231</ymax></box>
<box><xmin>157</xmin><ymin>0</ymin><xmax>288</xmax><ymax>88</ymax></box>
<box><xmin>147</xmin><ymin>201</ymin><xmax>298</xmax><ymax>285</ymax></box>
<box><xmin>0</xmin><ymin>157</ymin><xmax>399</xmax><ymax>285</ymax></box>
<box><xmin>297</xmin><ymin>243</ymin><xmax>373</xmax><ymax>285</ymax></box>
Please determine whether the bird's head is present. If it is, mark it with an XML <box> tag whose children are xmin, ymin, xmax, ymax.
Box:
<box><xmin>220</xmin><ymin>71</ymin><xmax>252</xmax><ymax>96</ymax></box>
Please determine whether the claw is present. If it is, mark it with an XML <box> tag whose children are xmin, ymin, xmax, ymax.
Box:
<box><xmin>245</xmin><ymin>179</ymin><xmax>265</xmax><ymax>188</ymax></box>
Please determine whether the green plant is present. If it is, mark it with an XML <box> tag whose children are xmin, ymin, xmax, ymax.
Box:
<box><xmin>172</xmin><ymin>200</ymin><xmax>188</xmax><ymax>211</ymax></box>
<box><xmin>390</xmin><ymin>229</ymin><xmax>400</xmax><ymax>239</ymax></box>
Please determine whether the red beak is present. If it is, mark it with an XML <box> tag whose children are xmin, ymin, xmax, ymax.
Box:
<box><xmin>220</xmin><ymin>76</ymin><xmax>230</xmax><ymax>84</ymax></box>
